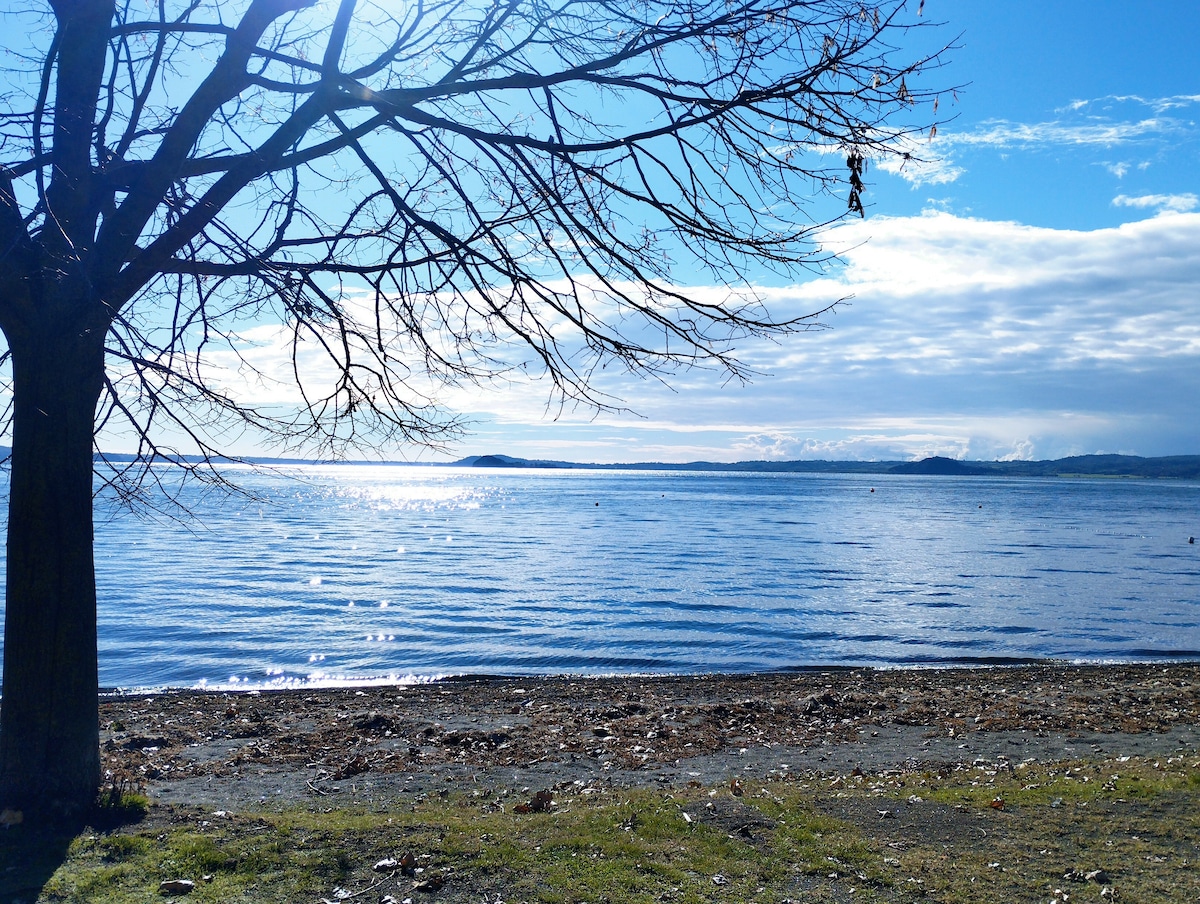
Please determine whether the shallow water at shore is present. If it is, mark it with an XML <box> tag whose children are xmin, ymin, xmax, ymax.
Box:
<box><xmin>6</xmin><ymin>465</ymin><xmax>1200</xmax><ymax>689</ymax></box>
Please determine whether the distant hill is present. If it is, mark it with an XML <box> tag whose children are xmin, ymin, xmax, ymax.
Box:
<box><xmin>467</xmin><ymin>454</ymin><xmax>564</xmax><ymax>468</ymax></box>
<box><xmin>456</xmin><ymin>455</ymin><xmax>898</xmax><ymax>473</ymax></box>
<box><xmin>453</xmin><ymin>453</ymin><xmax>1200</xmax><ymax>479</ymax></box>
<box><xmin>995</xmin><ymin>454</ymin><xmax>1200</xmax><ymax>479</ymax></box>
<box><xmin>888</xmin><ymin>456</ymin><xmax>994</xmax><ymax>476</ymax></box>
<box><xmin>76</xmin><ymin>450</ymin><xmax>1200</xmax><ymax>480</ymax></box>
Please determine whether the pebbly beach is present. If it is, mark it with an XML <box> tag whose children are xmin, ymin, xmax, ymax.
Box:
<box><xmin>102</xmin><ymin>663</ymin><xmax>1200</xmax><ymax>807</ymax></box>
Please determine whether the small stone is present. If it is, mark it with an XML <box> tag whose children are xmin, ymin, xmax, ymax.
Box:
<box><xmin>413</xmin><ymin>873</ymin><xmax>445</xmax><ymax>892</ymax></box>
<box><xmin>513</xmin><ymin>789</ymin><xmax>552</xmax><ymax>813</ymax></box>
<box><xmin>712</xmin><ymin>874</ymin><xmax>728</xmax><ymax>886</ymax></box>
<box><xmin>374</xmin><ymin>857</ymin><xmax>399</xmax><ymax>872</ymax></box>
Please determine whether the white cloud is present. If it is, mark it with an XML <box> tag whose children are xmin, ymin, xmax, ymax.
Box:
<box><xmin>873</xmin><ymin>135</ymin><xmax>965</xmax><ymax>186</ymax></box>
<box><xmin>996</xmin><ymin>440</ymin><xmax>1035</xmax><ymax>462</ymax></box>
<box><xmin>775</xmin><ymin>211</ymin><xmax>1200</xmax><ymax>372</ymax></box>
<box><xmin>731</xmin><ymin>432</ymin><xmax>801</xmax><ymax>459</ymax></box>
<box><xmin>796</xmin><ymin>93</ymin><xmax>1195</xmax><ymax>191</ymax></box>
<box><xmin>752</xmin><ymin>432</ymin><xmax>971</xmax><ymax>462</ymax></box>
<box><xmin>451</xmin><ymin>211</ymin><xmax>1200</xmax><ymax>460</ymax></box>
<box><xmin>1113</xmin><ymin>193</ymin><xmax>1199</xmax><ymax>214</ymax></box>
<box><xmin>886</xmin><ymin>93</ymin><xmax>1199</xmax><ymax>191</ymax></box>
<box><xmin>1065</xmin><ymin>94</ymin><xmax>1200</xmax><ymax>115</ymax></box>
<box><xmin>596</xmin><ymin>212</ymin><xmax>1200</xmax><ymax>460</ymax></box>
<box><xmin>137</xmin><ymin>211</ymin><xmax>1200</xmax><ymax>463</ymax></box>
<box><xmin>949</xmin><ymin>118</ymin><xmax>1175</xmax><ymax>149</ymax></box>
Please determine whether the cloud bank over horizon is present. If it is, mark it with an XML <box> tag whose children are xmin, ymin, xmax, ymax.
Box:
<box><xmin>421</xmin><ymin>209</ymin><xmax>1200</xmax><ymax>463</ymax></box>
<box><xmin>129</xmin><ymin>208</ymin><xmax>1199</xmax><ymax>464</ymax></box>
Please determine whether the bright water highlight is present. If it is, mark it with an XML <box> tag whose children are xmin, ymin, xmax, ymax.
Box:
<box><xmin>6</xmin><ymin>465</ymin><xmax>1200</xmax><ymax>688</ymax></box>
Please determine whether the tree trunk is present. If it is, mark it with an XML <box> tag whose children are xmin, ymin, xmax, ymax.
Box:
<box><xmin>0</xmin><ymin>319</ymin><xmax>105</xmax><ymax>818</ymax></box>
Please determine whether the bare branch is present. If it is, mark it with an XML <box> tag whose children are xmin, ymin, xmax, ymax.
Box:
<box><xmin>0</xmin><ymin>0</ymin><xmax>946</xmax><ymax>468</ymax></box>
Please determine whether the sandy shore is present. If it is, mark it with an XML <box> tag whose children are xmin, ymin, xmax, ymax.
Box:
<box><xmin>97</xmin><ymin>663</ymin><xmax>1200</xmax><ymax>810</ymax></box>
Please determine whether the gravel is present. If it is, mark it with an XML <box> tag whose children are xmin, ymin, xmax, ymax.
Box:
<box><xmin>98</xmin><ymin>663</ymin><xmax>1200</xmax><ymax>809</ymax></box>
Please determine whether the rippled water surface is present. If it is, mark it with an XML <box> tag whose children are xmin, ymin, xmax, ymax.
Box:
<box><xmin>8</xmin><ymin>465</ymin><xmax>1200</xmax><ymax>688</ymax></box>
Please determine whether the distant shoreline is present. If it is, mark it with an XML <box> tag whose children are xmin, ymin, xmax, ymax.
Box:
<box><xmin>84</xmin><ymin>450</ymin><xmax>1200</xmax><ymax>480</ymax></box>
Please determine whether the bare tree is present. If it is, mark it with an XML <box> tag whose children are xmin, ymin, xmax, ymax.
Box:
<box><xmin>0</xmin><ymin>0</ymin><xmax>940</xmax><ymax>816</ymax></box>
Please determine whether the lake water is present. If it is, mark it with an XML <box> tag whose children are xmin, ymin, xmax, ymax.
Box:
<box><xmin>6</xmin><ymin>465</ymin><xmax>1200</xmax><ymax>689</ymax></box>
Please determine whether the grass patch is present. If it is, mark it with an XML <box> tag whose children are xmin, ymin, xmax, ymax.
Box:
<box><xmin>3</xmin><ymin>754</ymin><xmax>1198</xmax><ymax>903</ymax></box>
<box><xmin>799</xmin><ymin>753</ymin><xmax>1200</xmax><ymax>902</ymax></box>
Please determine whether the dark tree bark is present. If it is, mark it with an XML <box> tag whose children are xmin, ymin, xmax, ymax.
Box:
<box><xmin>0</xmin><ymin>307</ymin><xmax>107</xmax><ymax>816</ymax></box>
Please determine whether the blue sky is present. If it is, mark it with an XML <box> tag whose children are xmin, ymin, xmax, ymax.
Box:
<box><xmin>418</xmin><ymin>0</ymin><xmax>1200</xmax><ymax>463</ymax></box>
<box><xmin>73</xmin><ymin>1</ymin><xmax>1196</xmax><ymax>464</ymax></box>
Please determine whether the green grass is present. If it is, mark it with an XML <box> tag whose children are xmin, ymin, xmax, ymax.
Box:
<box><xmin>828</xmin><ymin>754</ymin><xmax>1200</xmax><ymax>903</ymax></box>
<box><xmin>3</xmin><ymin>754</ymin><xmax>1198</xmax><ymax>903</ymax></box>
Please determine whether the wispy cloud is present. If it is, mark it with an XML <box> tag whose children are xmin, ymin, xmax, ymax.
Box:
<box><xmin>880</xmin><ymin>117</ymin><xmax>1175</xmax><ymax>187</ymax></box>
<box><xmin>948</xmin><ymin>117</ymin><xmax>1177</xmax><ymax>149</ymax></box>
<box><xmin>873</xmin><ymin>134</ymin><xmax>964</xmax><ymax>186</ymax></box>
<box><xmin>1113</xmin><ymin>193</ymin><xmax>1198</xmax><ymax>214</ymax></box>
<box><xmin>882</xmin><ymin>92</ymin><xmax>1200</xmax><ymax>189</ymax></box>
<box><xmin>1064</xmin><ymin>93</ymin><xmax>1200</xmax><ymax>115</ymax></box>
